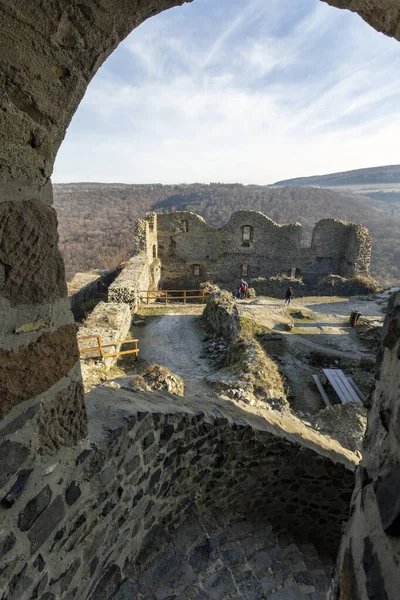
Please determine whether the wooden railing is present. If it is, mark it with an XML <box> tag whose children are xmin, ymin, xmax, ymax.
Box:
<box><xmin>77</xmin><ymin>335</ymin><xmax>139</xmax><ymax>360</ymax></box>
<box><xmin>139</xmin><ymin>289</ymin><xmax>210</xmax><ymax>305</ymax></box>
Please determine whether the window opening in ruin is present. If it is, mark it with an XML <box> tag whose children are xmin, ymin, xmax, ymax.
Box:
<box><xmin>242</xmin><ymin>226</ymin><xmax>253</xmax><ymax>246</ymax></box>
<box><xmin>169</xmin><ymin>236</ymin><xmax>176</xmax><ymax>256</ymax></box>
<box><xmin>182</xmin><ymin>220</ymin><xmax>189</xmax><ymax>232</ymax></box>
<box><xmin>192</xmin><ymin>264</ymin><xmax>201</xmax><ymax>276</ymax></box>
<box><xmin>241</xmin><ymin>263</ymin><xmax>249</xmax><ymax>277</ymax></box>
<box><xmin>153</xmin><ymin>245</ymin><xmax>157</xmax><ymax>259</ymax></box>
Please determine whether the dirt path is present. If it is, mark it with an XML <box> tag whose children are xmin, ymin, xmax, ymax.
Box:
<box><xmin>132</xmin><ymin>315</ymin><xmax>210</xmax><ymax>379</ymax></box>
<box><xmin>127</xmin><ymin>314</ymin><xmax>218</xmax><ymax>400</ymax></box>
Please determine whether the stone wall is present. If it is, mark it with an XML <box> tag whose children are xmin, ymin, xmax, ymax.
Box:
<box><xmin>77</xmin><ymin>302</ymin><xmax>132</xmax><ymax>369</ymax></box>
<box><xmin>331</xmin><ymin>290</ymin><xmax>400</xmax><ymax>600</ymax></box>
<box><xmin>202</xmin><ymin>291</ymin><xmax>241</xmax><ymax>342</ymax></box>
<box><xmin>108</xmin><ymin>214</ymin><xmax>161</xmax><ymax>308</ymax></box>
<box><xmin>0</xmin><ymin>1</ymin><xmax>398</xmax><ymax>598</ymax></box>
<box><xmin>0</xmin><ymin>388</ymin><xmax>356</xmax><ymax>600</ymax></box>
<box><xmin>68</xmin><ymin>268</ymin><xmax>121</xmax><ymax>321</ymax></box>
<box><xmin>157</xmin><ymin>211</ymin><xmax>371</xmax><ymax>289</ymax></box>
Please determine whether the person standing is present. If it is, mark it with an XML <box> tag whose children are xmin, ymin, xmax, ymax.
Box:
<box><xmin>285</xmin><ymin>286</ymin><xmax>293</xmax><ymax>305</ymax></box>
<box><xmin>239</xmin><ymin>279</ymin><xmax>248</xmax><ymax>299</ymax></box>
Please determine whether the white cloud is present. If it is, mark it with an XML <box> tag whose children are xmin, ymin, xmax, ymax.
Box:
<box><xmin>53</xmin><ymin>0</ymin><xmax>400</xmax><ymax>184</ymax></box>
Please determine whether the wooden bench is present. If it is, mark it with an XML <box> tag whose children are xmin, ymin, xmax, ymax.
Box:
<box><xmin>322</xmin><ymin>369</ymin><xmax>363</xmax><ymax>404</ymax></box>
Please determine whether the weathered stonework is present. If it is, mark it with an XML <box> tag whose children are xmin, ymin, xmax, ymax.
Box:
<box><xmin>78</xmin><ymin>302</ymin><xmax>132</xmax><ymax>369</ymax></box>
<box><xmin>0</xmin><ymin>388</ymin><xmax>356</xmax><ymax>600</ymax></box>
<box><xmin>203</xmin><ymin>291</ymin><xmax>241</xmax><ymax>342</ymax></box>
<box><xmin>0</xmin><ymin>0</ymin><xmax>399</xmax><ymax>597</ymax></box>
<box><xmin>38</xmin><ymin>381</ymin><xmax>87</xmax><ymax>454</ymax></box>
<box><xmin>0</xmin><ymin>324</ymin><xmax>80</xmax><ymax>420</ymax></box>
<box><xmin>157</xmin><ymin>211</ymin><xmax>372</xmax><ymax>289</ymax></box>
<box><xmin>0</xmin><ymin>201</ymin><xmax>67</xmax><ymax>305</ymax></box>
<box><xmin>68</xmin><ymin>268</ymin><xmax>121</xmax><ymax>321</ymax></box>
<box><xmin>108</xmin><ymin>214</ymin><xmax>161</xmax><ymax>306</ymax></box>
<box><xmin>331</xmin><ymin>291</ymin><xmax>400</xmax><ymax>599</ymax></box>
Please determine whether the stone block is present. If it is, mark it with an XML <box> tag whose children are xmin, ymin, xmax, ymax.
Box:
<box><xmin>39</xmin><ymin>380</ymin><xmax>87</xmax><ymax>453</ymax></box>
<box><xmin>0</xmin><ymin>403</ymin><xmax>40</xmax><ymax>438</ymax></box>
<box><xmin>18</xmin><ymin>485</ymin><xmax>52</xmax><ymax>532</ymax></box>
<box><xmin>0</xmin><ymin>324</ymin><xmax>80</xmax><ymax>420</ymax></box>
<box><xmin>28</xmin><ymin>495</ymin><xmax>66</xmax><ymax>555</ymax></box>
<box><xmin>65</xmin><ymin>481</ymin><xmax>82</xmax><ymax>506</ymax></box>
<box><xmin>233</xmin><ymin>567</ymin><xmax>265</xmax><ymax>600</ymax></box>
<box><xmin>124</xmin><ymin>454</ymin><xmax>140</xmax><ymax>476</ymax></box>
<box><xmin>111</xmin><ymin>580</ymin><xmax>140</xmax><ymax>600</ymax></box>
<box><xmin>30</xmin><ymin>573</ymin><xmax>48</xmax><ymax>599</ymax></box>
<box><xmin>201</xmin><ymin>566</ymin><xmax>239</xmax><ymax>599</ymax></box>
<box><xmin>0</xmin><ymin>532</ymin><xmax>16</xmax><ymax>558</ymax></box>
<box><xmin>153</xmin><ymin>561</ymin><xmax>196</xmax><ymax>600</ymax></box>
<box><xmin>188</xmin><ymin>539</ymin><xmax>219</xmax><ymax>573</ymax></box>
<box><xmin>0</xmin><ymin>440</ymin><xmax>30</xmax><ymax>489</ymax></box>
<box><xmin>2</xmin><ymin>468</ymin><xmax>32</xmax><ymax>508</ymax></box>
<box><xmin>374</xmin><ymin>467</ymin><xmax>400</xmax><ymax>536</ymax></box>
<box><xmin>99</xmin><ymin>464</ymin><xmax>117</xmax><ymax>486</ymax></box>
<box><xmin>0</xmin><ymin>200</ymin><xmax>67</xmax><ymax>306</ymax></box>
<box><xmin>88</xmin><ymin>564</ymin><xmax>122</xmax><ymax>600</ymax></box>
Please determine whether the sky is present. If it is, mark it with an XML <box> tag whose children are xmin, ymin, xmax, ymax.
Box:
<box><xmin>53</xmin><ymin>0</ymin><xmax>400</xmax><ymax>185</ymax></box>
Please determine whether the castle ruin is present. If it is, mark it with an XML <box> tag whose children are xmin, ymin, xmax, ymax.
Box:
<box><xmin>1</xmin><ymin>1</ymin><xmax>400</xmax><ymax>599</ymax></box>
<box><xmin>157</xmin><ymin>210</ymin><xmax>372</xmax><ymax>288</ymax></box>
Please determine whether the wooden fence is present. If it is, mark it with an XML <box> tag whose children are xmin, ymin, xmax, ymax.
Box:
<box><xmin>139</xmin><ymin>289</ymin><xmax>210</xmax><ymax>305</ymax></box>
<box><xmin>77</xmin><ymin>335</ymin><xmax>139</xmax><ymax>360</ymax></box>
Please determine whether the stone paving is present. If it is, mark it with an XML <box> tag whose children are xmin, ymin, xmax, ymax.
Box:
<box><xmin>129</xmin><ymin>507</ymin><xmax>333</xmax><ymax>599</ymax></box>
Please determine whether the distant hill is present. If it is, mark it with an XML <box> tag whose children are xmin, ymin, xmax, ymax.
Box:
<box><xmin>54</xmin><ymin>182</ymin><xmax>400</xmax><ymax>287</ymax></box>
<box><xmin>274</xmin><ymin>165</ymin><xmax>400</xmax><ymax>189</ymax></box>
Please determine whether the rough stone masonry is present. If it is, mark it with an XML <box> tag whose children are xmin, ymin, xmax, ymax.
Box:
<box><xmin>156</xmin><ymin>210</ymin><xmax>371</xmax><ymax>288</ymax></box>
<box><xmin>0</xmin><ymin>0</ymin><xmax>400</xmax><ymax>599</ymax></box>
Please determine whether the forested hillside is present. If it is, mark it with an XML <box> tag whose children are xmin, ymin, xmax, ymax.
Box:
<box><xmin>54</xmin><ymin>183</ymin><xmax>400</xmax><ymax>286</ymax></box>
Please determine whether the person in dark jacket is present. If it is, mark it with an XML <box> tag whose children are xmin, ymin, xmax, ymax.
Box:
<box><xmin>285</xmin><ymin>286</ymin><xmax>293</xmax><ymax>305</ymax></box>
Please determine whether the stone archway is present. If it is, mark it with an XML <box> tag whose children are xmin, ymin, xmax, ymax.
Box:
<box><xmin>1</xmin><ymin>1</ymin><xmax>400</xmax><ymax>599</ymax></box>
<box><xmin>0</xmin><ymin>0</ymin><xmax>398</xmax><ymax>433</ymax></box>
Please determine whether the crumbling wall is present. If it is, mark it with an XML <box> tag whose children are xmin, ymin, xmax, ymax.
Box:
<box><xmin>108</xmin><ymin>214</ymin><xmax>161</xmax><ymax>307</ymax></box>
<box><xmin>0</xmin><ymin>388</ymin><xmax>356</xmax><ymax>600</ymax></box>
<box><xmin>0</xmin><ymin>1</ymin><xmax>398</xmax><ymax>598</ymax></box>
<box><xmin>308</xmin><ymin>219</ymin><xmax>372</xmax><ymax>277</ymax></box>
<box><xmin>345</xmin><ymin>224</ymin><xmax>372</xmax><ymax>277</ymax></box>
<box><xmin>68</xmin><ymin>268</ymin><xmax>121</xmax><ymax>321</ymax></box>
<box><xmin>77</xmin><ymin>302</ymin><xmax>132</xmax><ymax>369</ymax></box>
<box><xmin>157</xmin><ymin>211</ymin><xmax>371</xmax><ymax>289</ymax></box>
<box><xmin>203</xmin><ymin>291</ymin><xmax>241</xmax><ymax>342</ymax></box>
<box><xmin>331</xmin><ymin>290</ymin><xmax>400</xmax><ymax>600</ymax></box>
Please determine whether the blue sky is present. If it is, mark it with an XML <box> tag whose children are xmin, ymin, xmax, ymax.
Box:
<box><xmin>53</xmin><ymin>0</ymin><xmax>400</xmax><ymax>184</ymax></box>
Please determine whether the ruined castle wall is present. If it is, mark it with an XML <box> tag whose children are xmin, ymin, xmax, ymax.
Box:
<box><xmin>68</xmin><ymin>268</ymin><xmax>121</xmax><ymax>321</ymax></box>
<box><xmin>0</xmin><ymin>1</ymin><xmax>397</xmax><ymax>597</ymax></box>
<box><xmin>108</xmin><ymin>214</ymin><xmax>161</xmax><ymax>306</ymax></box>
<box><xmin>308</xmin><ymin>220</ymin><xmax>351</xmax><ymax>276</ymax></box>
<box><xmin>203</xmin><ymin>291</ymin><xmax>241</xmax><ymax>342</ymax></box>
<box><xmin>0</xmin><ymin>388</ymin><xmax>356</xmax><ymax>600</ymax></box>
<box><xmin>344</xmin><ymin>225</ymin><xmax>372</xmax><ymax>277</ymax></box>
<box><xmin>77</xmin><ymin>302</ymin><xmax>132</xmax><ymax>369</ymax></box>
<box><xmin>306</xmin><ymin>219</ymin><xmax>372</xmax><ymax>278</ymax></box>
<box><xmin>332</xmin><ymin>290</ymin><xmax>400</xmax><ymax>600</ymax></box>
<box><xmin>158</xmin><ymin>211</ymin><xmax>302</xmax><ymax>287</ymax></box>
<box><xmin>157</xmin><ymin>212</ymin><xmax>370</xmax><ymax>288</ymax></box>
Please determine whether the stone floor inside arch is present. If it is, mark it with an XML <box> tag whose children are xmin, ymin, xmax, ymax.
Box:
<box><xmin>1</xmin><ymin>385</ymin><xmax>356</xmax><ymax>600</ymax></box>
<box><xmin>118</xmin><ymin>506</ymin><xmax>334</xmax><ymax>599</ymax></box>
